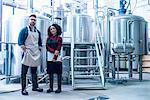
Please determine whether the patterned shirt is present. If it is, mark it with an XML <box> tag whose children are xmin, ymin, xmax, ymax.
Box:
<box><xmin>46</xmin><ymin>35</ymin><xmax>62</xmax><ymax>54</ymax></box>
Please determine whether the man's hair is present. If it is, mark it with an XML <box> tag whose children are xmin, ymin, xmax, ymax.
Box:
<box><xmin>29</xmin><ymin>14</ymin><xmax>36</xmax><ymax>18</ymax></box>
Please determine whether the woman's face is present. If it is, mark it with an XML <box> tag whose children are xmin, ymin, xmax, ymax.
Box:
<box><xmin>50</xmin><ymin>26</ymin><xmax>57</xmax><ymax>35</ymax></box>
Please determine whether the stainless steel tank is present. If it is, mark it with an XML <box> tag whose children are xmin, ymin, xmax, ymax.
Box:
<box><xmin>3</xmin><ymin>15</ymin><xmax>51</xmax><ymax>75</ymax></box>
<box><xmin>110</xmin><ymin>15</ymin><xmax>148</xmax><ymax>55</ymax></box>
<box><xmin>110</xmin><ymin>15</ymin><xmax>148</xmax><ymax>70</ymax></box>
<box><xmin>65</xmin><ymin>14</ymin><xmax>95</xmax><ymax>43</ymax></box>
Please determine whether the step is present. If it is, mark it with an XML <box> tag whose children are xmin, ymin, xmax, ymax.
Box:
<box><xmin>74</xmin><ymin>57</ymin><xmax>97</xmax><ymax>59</ymax></box>
<box><xmin>74</xmin><ymin>75</ymin><xmax>101</xmax><ymax>78</ymax></box>
<box><xmin>74</xmin><ymin>42</ymin><xmax>95</xmax><ymax>45</ymax></box>
<box><xmin>142</xmin><ymin>59</ymin><xmax>150</xmax><ymax>62</ymax></box>
<box><xmin>74</xmin><ymin>65</ymin><xmax>99</xmax><ymax>68</ymax></box>
<box><xmin>142</xmin><ymin>65</ymin><xmax>150</xmax><ymax>68</ymax></box>
<box><xmin>142</xmin><ymin>62</ymin><xmax>150</xmax><ymax>66</ymax></box>
<box><xmin>73</xmin><ymin>83</ymin><xmax>104</xmax><ymax>89</ymax></box>
<box><xmin>142</xmin><ymin>68</ymin><xmax>150</xmax><ymax>73</ymax></box>
<box><xmin>142</xmin><ymin>55</ymin><xmax>150</xmax><ymax>61</ymax></box>
<box><xmin>74</xmin><ymin>72</ymin><xmax>100</xmax><ymax>75</ymax></box>
<box><xmin>74</xmin><ymin>49</ymin><xmax>96</xmax><ymax>51</ymax></box>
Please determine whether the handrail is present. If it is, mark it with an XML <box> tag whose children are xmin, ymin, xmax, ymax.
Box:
<box><xmin>95</xmin><ymin>16</ymin><xmax>105</xmax><ymax>87</ymax></box>
<box><xmin>97</xmin><ymin>34</ymin><xmax>104</xmax><ymax>67</ymax></box>
<box><xmin>95</xmin><ymin>40</ymin><xmax>105</xmax><ymax>87</ymax></box>
<box><xmin>70</xmin><ymin>14</ymin><xmax>75</xmax><ymax>88</ymax></box>
<box><xmin>95</xmin><ymin>17</ymin><xmax>105</xmax><ymax>68</ymax></box>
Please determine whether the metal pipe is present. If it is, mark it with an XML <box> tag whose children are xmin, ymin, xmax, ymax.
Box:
<box><xmin>3</xmin><ymin>1</ymin><xmax>41</xmax><ymax>13</ymax></box>
<box><xmin>105</xmin><ymin>7</ymin><xmax>118</xmax><ymax>78</ymax></box>
<box><xmin>117</xmin><ymin>55</ymin><xmax>120</xmax><ymax>79</ymax></box>
<box><xmin>139</xmin><ymin>55</ymin><xmax>142</xmax><ymax>81</ymax></box>
<box><xmin>70</xmin><ymin>15</ymin><xmax>75</xmax><ymax>88</ymax></box>
<box><xmin>51</xmin><ymin>0</ymin><xmax>54</xmax><ymax>22</ymax></box>
<box><xmin>104</xmin><ymin>8</ymin><xmax>111</xmax><ymax>77</ymax></box>
<box><xmin>95</xmin><ymin>0</ymin><xmax>98</xmax><ymax>16</ymax></box>
<box><xmin>112</xmin><ymin>55</ymin><xmax>115</xmax><ymax>79</ymax></box>
<box><xmin>12</xmin><ymin>0</ymin><xmax>15</xmax><ymax>15</ymax></box>
<box><xmin>27</xmin><ymin>0</ymin><xmax>33</xmax><ymax>13</ymax></box>
<box><xmin>3</xmin><ymin>1</ymin><xmax>26</xmax><ymax>10</ymax></box>
<box><xmin>128</xmin><ymin>54</ymin><xmax>132</xmax><ymax>78</ymax></box>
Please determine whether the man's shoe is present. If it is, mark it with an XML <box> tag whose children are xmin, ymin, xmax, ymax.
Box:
<box><xmin>21</xmin><ymin>90</ymin><xmax>28</xmax><ymax>95</ymax></box>
<box><xmin>46</xmin><ymin>88</ymin><xmax>53</xmax><ymax>93</ymax></box>
<box><xmin>55</xmin><ymin>89</ymin><xmax>61</xmax><ymax>93</ymax></box>
<box><xmin>32</xmin><ymin>87</ymin><xmax>43</xmax><ymax>92</ymax></box>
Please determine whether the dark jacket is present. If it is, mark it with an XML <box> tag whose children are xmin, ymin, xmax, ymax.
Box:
<box><xmin>18</xmin><ymin>26</ymin><xmax>42</xmax><ymax>47</ymax></box>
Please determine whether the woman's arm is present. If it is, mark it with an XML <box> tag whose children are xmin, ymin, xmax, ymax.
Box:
<box><xmin>56</xmin><ymin>37</ymin><xmax>62</xmax><ymax>51</ymax></box>
<box><xmin>46</xmin><ymin>37</ymin><xmax>55</xmax><ymax>53</ymax></box>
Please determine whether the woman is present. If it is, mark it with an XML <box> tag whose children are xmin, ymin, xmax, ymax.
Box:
<box><xmin>46</xmin><ymin>24</ymin><xmax>63</xmax><ymax>93</ymax></box>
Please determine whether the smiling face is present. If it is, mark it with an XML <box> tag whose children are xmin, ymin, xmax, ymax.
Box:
<box><xmin>50</xmin><ymin>25</ymin><xmax>57</xmax><ymax>35</ymax></box>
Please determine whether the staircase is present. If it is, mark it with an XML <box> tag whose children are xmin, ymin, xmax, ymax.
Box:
<box><xmin>70</xmin><ymin>30</ymin><xmax>105</xmax><ymax>89</ymax></box>
<box><xmin>70</xmin><ymin>15</ymin><xmax>105</xmax><ymax>89</ymax></box>
<box><xmin>71</xmin><ymin>43</ymin><xmax>105</xmax><ymax>89</ymax></box>
<box><xmin>142</xmin><ymin>54</ymin><xmax>150</xmax><ymax>73</ymax></box>
<box><xmin>71</xmin><ymin>42</ymin><xmax>105</xmax><ymax>89</ymax></box>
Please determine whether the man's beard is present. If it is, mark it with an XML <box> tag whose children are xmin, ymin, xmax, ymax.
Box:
<box><xmin>30</xmin><ymin>22</ymin><xmax>35</xmax><ymax>26</ymax></box>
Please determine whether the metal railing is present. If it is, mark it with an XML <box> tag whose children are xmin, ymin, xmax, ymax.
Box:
<box><xmin>94</xmin><ymin>18</ymin><xmax>105</xmax><ymax>87</ymax></box>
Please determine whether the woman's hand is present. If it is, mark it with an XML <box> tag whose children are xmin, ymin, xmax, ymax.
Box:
<box><xmin>52</xmin><ymin>59</ymin><xmax>56</xmax><ymax>62</ymax></box>
<box><xmin>54</xmin><ymin>50</ymin><xmax>59</xmax><ymax>55</ymax></box>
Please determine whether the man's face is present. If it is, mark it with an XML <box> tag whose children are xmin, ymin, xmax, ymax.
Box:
<box><xmin>29</xmin><ymin>16</ymin><xmax>36</xmax><ymax>26</ymax></box>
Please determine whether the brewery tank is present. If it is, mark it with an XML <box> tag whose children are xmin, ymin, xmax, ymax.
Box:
<box><xmin>66</xmin><ymin>14</ymin><xmax>95</xmax><ymax>43</ymax></box>
<box><xmin>110</xmin><ymin>15</ymin><xmax>148</xmax><ymax>55</ymax></box>
<box><xmin>4</xmin><ymin>15</ymin><xmax>51</xmax><ymax>75</ymax></box>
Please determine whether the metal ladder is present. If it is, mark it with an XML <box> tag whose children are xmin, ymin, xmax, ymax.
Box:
<box><xmin>71</xmin><ymin>35</ymin><xmax>105</xmax><ymax>89</ymax></box>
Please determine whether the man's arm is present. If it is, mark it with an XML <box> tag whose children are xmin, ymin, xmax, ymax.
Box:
<box><xmin>18</xmin><ymin>27</ymin><xmax>28</xmax><ymax>46</ymax></box>
<box><xmin>37</xmin><ymin>30</ymin><xmax>42</xmax><ymax>47</ymax></box>
<box><xmin>18</xmin><ymin>27</ymin><xmax>28</xmax><ymax>52</ymax></box>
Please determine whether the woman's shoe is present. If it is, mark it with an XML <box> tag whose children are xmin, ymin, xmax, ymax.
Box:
<box><xmin>55</xmin><ymin>89</ymin><xmax>61</xmax><ymax>93</ymax></box>
<box><xmin>21</xmin><ymin>90</ymin><xmax>28</xmax><ymax>95</ymax></box>
<box><xmin>46</xmin><ymin>88</ymin><xmax>53</xmax><ymax>93</ymax></box>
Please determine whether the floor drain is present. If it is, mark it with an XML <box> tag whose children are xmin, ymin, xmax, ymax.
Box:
<box><xmin>88</xmin><ymin>96</ymin><xmax>109</xmax><ymax>100</ymax></box>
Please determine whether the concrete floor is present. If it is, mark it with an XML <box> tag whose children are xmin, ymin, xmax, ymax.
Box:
<box><xmin>0</xmin><ymin>78</ymin><xmax>150</xmax><ymax>100</ymax></box>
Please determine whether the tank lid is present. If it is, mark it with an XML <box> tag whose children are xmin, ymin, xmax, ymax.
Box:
<box><xmin>73</xmin><ymin>13</ymin><xmax>92</xmax><ymax>17</ymax></box>
<box><xmin>112</xmin><ymin>15</ymin><xmax>146</xmax><ymax>21</ymax></box>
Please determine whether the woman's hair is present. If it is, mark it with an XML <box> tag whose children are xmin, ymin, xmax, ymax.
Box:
<box><xmin>47</xmin><ymin>24</ymin><xmax>62</xmax><ymax>36</ymax></box>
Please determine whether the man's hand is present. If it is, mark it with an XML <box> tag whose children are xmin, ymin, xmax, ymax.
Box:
<box><xmin>39</xmin><ymin>47</ymin><xmax>42</xmax><ymax>51</ymax></box>
<box><xmin>21</xmin><ymin>45</ymin><xmax>26</xmax><ymax>52</ymax></box>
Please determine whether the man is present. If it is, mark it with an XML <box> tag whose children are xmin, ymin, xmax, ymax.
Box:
<box><xmin>18</xmin><ymin>14</ymin><xmax>43</xmax><ymax>95</ymax></box>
